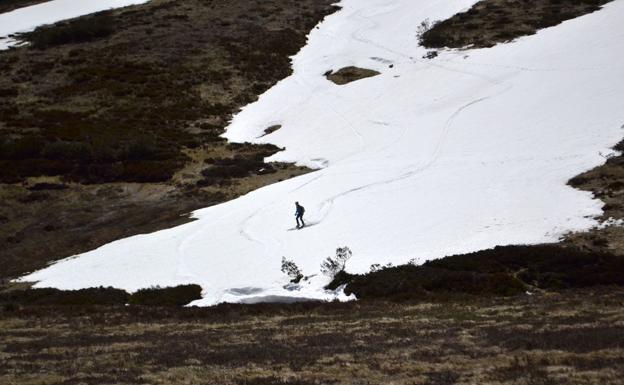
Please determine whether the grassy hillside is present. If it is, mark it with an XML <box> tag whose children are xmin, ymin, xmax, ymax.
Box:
<box><xmin>1</xmin><ymin>287</ymin><xmax>623</xmax><ymax>384</ymax></box>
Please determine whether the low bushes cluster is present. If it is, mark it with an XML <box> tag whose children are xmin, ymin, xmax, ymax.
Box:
<box><xmin>331</xmin><ymin>245</ymin><xmax>624</xmax><ymax>300</ymax></box>
<box><xmin>0</xmin><ymin>287</ymin><xmax>129</xmax><ymax>306</ymax></box>
<box><xmin>0</xmin><ymin>158</ymin><xmax>184</xmax><ymax>184</ymax></box>
<box><xmin>199</xmin><ymin>150</ymin><xmax>280</xmax><ymax>185</ymax></box>
<box><xmin>127</xmin><ymin>284</ymin><xmax>203</xmax><ymax>306</ymax></box>
<box><xmin>337</xmin><ymin>265</ymin><xmax>525</xmax><ymax>300</ymax></box>
<box><xmin>426</xmin><ymin>244</ymin><xmax>624</xmax><ymax>289</ymax></box>
<box><xmin>419</xmin><ymin>0</ymin><xmax>611</xmax><ymax>48</ymax></box>
<box><xmin>1</xmin><ymin>284</ymin><xmax>203</xmax><ymax>307</ymax></box>
<box><xmin>0</xmin><ymin>134</ymin><xmax>186</xmax><ymax>183</ymax></box>
<box><xmin>25</xmin><ymin>12</ymin><xmax>116</xmax><ymax>49</ymax></box>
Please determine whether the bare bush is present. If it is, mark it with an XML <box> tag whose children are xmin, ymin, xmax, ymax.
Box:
<box><xmin>281</xmin><ymin>257</ymin><xmax>303</xmax><ymax>283</ymax></box>
<box><xmin>320</xmin><ymin>247</ymin><xmax>352</xmax><ymax>278</ymax></box>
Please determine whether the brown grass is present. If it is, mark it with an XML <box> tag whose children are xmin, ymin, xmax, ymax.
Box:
<box><xmin>1</xmin><ymin>287</ymin><xmax>623</xmax><ymax>384</ymax></box>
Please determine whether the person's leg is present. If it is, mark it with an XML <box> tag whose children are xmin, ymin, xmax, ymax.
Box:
<box><xmin>296</xmin><ymin>216</ymin><xmax>301</xmax><ymax>228</ymax></box>
<box><xmin>300</xmin><ymin>216</ymin><xmax>305</xmax><ymax>227</ymax></box>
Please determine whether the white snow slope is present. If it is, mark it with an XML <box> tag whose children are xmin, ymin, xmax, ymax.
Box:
<box><xmin>19</xmin><ymin>0</ymin><xmax>624</xmax><ymax>305</ymax></box>
<box><xmin>0</xmin><ymin>0</ymin><xmax>149</xmax><ymax>50</ymax></box>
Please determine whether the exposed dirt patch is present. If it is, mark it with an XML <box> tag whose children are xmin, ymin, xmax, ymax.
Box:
<box><xmin>564</xmin><ymin>139</ymin><xmax>624</xmax><ymax>254</ymax></box>
<box><xmin>420</xmin><ymin>0</ymin><xmax>613</xmax><ymax>49</ymax></box>
<box><xmin>260</xmin><ymin>124</ymin><xmax>282</xmax><ymax>137</ymax></box>
<box><xmin>1</xmin><ymin>287</ymin><xmax>623</xmax><ymax>384</ymax></box>
<box><xmin>325</xmin><ymin>66</ymin><xmax>380</xmax><ymax>85</ymax></box>
<box><xmin>0</xmin><ymin>0</ymin><xmax>339</xmax><ymax>281</ymax></box>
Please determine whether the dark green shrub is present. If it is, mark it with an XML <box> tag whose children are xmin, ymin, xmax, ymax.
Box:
<box><xmin>42</xmin><ymin>140</ymin><xmax>92</xmax><ymax>160</ymax></box>
<box><xmin>120</xmin><ymin>138</ymin><xmax>159</xmax><ymax>161</ymax></box>
<box><xmin>338</xmin><ymin>265</ymin><xmax>525</xmax><ymax>300</ymax></box>
<box><xmin>0</xmin><ymin>137</ymin><xmax>45</xmax><ymax>160</ymax></box>
<box><xmin>128</xmin><ymin>284</ymin><xmax>203</xmax><ymax>306</ymax></box>
<box><xmin>331</xmin><ymin>245</ymin><xmax>624</xmax><ymax>300</ymax></box>
<box><xmin>28</xmin><ymin>182</ymin><xmax>68</xmax><ymax>191</ymax></box>
<box><xmin>0</xmin><ymin>87</ymin><xmax>18</xmax><ymax>98</ymax></box>
<box><xmin>0</xmin><ymin>159</ymin><xmax>75</xmax><ymax>183</ymax></box>
<box><xmin>0</xmin><ymin>287</ymin><xmax>129</xmax><ymax>306</ymax></box>
<box><xmin>425</xmin><ymin>245</ymin><xmax>624</xmax><ymax>289</ymax></box>
<box><xmin>27</xmin><ymin>12</ymin><xmax>116</xmax><ymax>49</ymax></box>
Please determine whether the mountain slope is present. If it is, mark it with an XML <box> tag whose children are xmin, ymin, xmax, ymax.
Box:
<box><xmin>20</xmin><ymin>0</ymin><xmax>624</xmax><ymax>305</ymax></box>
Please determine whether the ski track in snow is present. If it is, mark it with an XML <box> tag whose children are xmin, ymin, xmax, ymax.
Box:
<box><xmin>17</xmin><ymin>0</ymin><xmax>624</xmax><ymax>305</ymax></box>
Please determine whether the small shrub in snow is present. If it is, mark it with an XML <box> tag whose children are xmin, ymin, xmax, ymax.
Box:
<box><xmin>416</xmin><ymin>19</ymin><xmax>435</xmax><ymax>43</ymax></box>
<box><xmin>370</xmin><ymin>262</ymin><xmax>394</xmax><ymax>273</ymax></box>
<box><xmin>370</xmin><ymin>263</ymin><xmax>382</xmax><ymax>273</ymax></box>
<box><xmin>281</xmin><ymin>257</ymin><xmax>303</xmax><ymax>283</ymax></box>
<box><xmin>320</xmin><ymin>247</ymin><xmax>352</xmax><ymax>278</ymax></box>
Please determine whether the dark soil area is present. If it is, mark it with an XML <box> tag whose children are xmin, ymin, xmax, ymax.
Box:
<box><xmin>420</xmin><ymin>0</ymin><xmax>612</xmax><ymax>49</ymax></box>
<box><xmin>325</xmin><ymin>66</ymin><xmax>380</xmax><ymax>85</ymax></box>
<box><xmin>1</xmin><ymin>287</ymin><xmax>623</xmax><ymax>384</ymax></box>
<box><xmin>0</xmin><ymin>0</ymin><xmax>338</xmax><ymax>281</ymax></box>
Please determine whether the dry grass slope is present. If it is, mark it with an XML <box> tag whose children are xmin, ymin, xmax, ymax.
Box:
<box><xmin>1</xmin><ymin>288</ymin><xmax>623</xmax><ymax>384</ymax></box>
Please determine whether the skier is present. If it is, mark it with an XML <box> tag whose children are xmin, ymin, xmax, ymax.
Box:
<box><xmin>295</xmin><ymin>201</ymin><xmax>305</xmax><ymax>229</ymax></box>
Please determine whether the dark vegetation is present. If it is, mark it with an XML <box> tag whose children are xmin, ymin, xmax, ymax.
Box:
<box><xmin>199</xmin><ymin>143</ymin><xmax>280</xmax><ymax>186</ymax></box>
<box><xmin>0</xmin><ymin>286</ymin><xmax>129</xmax><ymax>306</ymax></box>
<box><xmin>331</xmin><ymin>245</ymin><xmax>624</xmax><ymax>299</ymax></box>
<box><xmin>0</xmin><ymin>0</ymin><xmax>338</xmax><ymax>185</ymax></box>
<box><xmin>564</xmin><ymin>138</ymin><xmax>624</xmax><ymax>254</ymax></box>
<box><xmin>420</xmin><ymin>0</ymin><xmax>613</xmax><ymax>48</ymax></box>
<box><xmin>0</xmin><ymin>284</ymin><xmax>203</xmax><ymax>307</ymax></box>
<box><xmin>0</xmin><ymin>0</ymin><xmax>338</xmax><ymax>280</ymax></box>
<box><xmin>128</xmin><ymin>284</ymin><xmax>202</xmax><ymax>306</ymax></box>
<box><xmin>1</xmin><ymin>287</ymin><xmax>623</xmax><ymax>384</ymax></box>
<box><xmin>0</xmin><ymin>0</ymin><xmax>50</xmax><ymax>14</ymax></box>
<box><xmin>24</xmin><ymin>12</ymin><xmax>116</xmax><ymax>48</ymax></box>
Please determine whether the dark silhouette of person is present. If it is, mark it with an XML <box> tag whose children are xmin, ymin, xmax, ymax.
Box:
<box><xmin>295</xmin><ymin>202</ymin><xmax>305</xmax><ymax>229</ymax></box>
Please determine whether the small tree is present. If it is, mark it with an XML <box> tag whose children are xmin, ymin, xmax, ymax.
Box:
<box><xmin>416</xmin><ymin>19</ymin><xmax>432</xmax><ymax>41</ymax></box>
<box><xmin>281</xmin><ymin>257</ymin><xmax>303</xmax><ymax>283</ymax></box>
<box><xmin>320</xmin><ymin>247</ymin><xmax>352</xmax><ymax>278</ymax></box>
